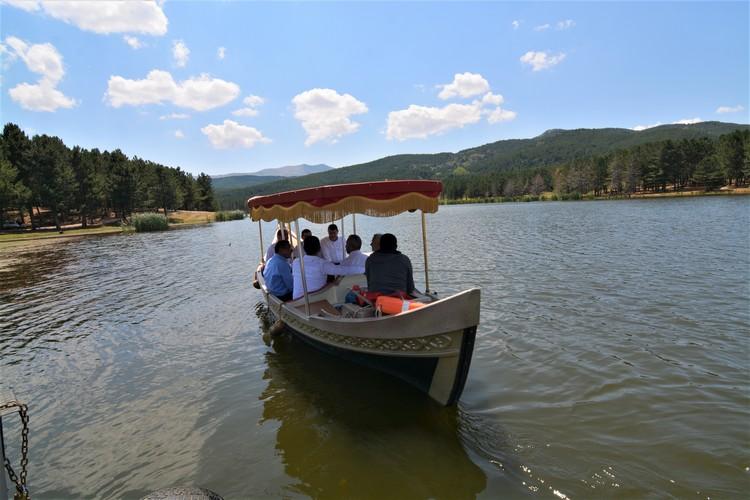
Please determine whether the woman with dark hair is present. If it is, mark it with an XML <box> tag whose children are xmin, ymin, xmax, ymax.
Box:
<box><xmin>291</xmin><ymin>236</ymin><xmax>361</xmax><ymax>299</ymax></box>
<box><xmin>365</xmin><ymin>233</ymin><xmax>415</xmax><ymax>295</ymax></box>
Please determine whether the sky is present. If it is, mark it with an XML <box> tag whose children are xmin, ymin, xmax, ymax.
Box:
<box><xmin>1</xmin><ymin>1</ymin><xmax>748</xmax><ymax>177</ymax></box>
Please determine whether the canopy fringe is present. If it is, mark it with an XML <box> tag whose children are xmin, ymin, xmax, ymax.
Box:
<box><xmin>250</xmin><ymin>193</ymin><xmax>438</xmax><ymax>223</ymax></box>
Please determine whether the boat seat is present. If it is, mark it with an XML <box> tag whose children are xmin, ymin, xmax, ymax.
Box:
<box><xmin>296</xmin><ymin>300</ymin><xmax>340</xmax><ymax>317</ymax></box>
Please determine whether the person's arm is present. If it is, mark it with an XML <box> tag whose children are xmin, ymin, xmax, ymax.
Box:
<box><xmin>322</xmin><ymin>261</ymin><xmax>360</xmax><ymax>276</ymax></box>
<box><xmin>405</xmin><ymin>256</ymin><xmax>415</xmax><ymax>294</ymax></box>
<box><xmin>320</xmin><ymin>240</ymin><xmax>332</xmax><ymax>262</ymax></box>
<box><xmin>282</xmin><ymin>263</ymin><xmax>294</xmax><ymax>293</ymax></box>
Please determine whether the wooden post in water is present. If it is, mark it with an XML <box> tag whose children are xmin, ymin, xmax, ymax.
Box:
<box><xmin>295</xmin><ymin>219</ymin><xmax>311</xmax><ymax>317</ymax></box>
<box><xmin>421</xmin><ymin>211</ymin><xmax>430</xmax><ymax>293</ymax></box>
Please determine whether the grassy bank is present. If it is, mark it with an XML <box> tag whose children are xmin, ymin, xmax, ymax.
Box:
<box><xmin>0</xmin><ymin>210</ymin><xmax>224</xmax><ymax>248</ymax></box>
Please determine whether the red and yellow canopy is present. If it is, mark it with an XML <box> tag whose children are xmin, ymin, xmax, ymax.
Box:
<box><xmin>248</xmin><ymin>180</ymin><xmax>442</xmax><ymax>223</ymax></box>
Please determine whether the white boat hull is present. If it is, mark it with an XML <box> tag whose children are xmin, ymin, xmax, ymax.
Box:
<box><xmin>259</xmin><ymin>275</ymin><xmax>480</xmax><ymax>405</ymax></box>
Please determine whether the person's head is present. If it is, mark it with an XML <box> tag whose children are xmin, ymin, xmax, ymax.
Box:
<box><xmin>274</xmin><ymin>240</ymin><xmax>292</xmax><ymax>258</ymax></box>
<box><xmin>303</xmin><ymin>235</ymin><xmax>321</xmax><ymax>256</ymax></box>
<box><xmin>346</xmin><ymin>234</ymin><xmax>362</xmax><ymax>254</ymax></box>
<box><xmin>370</xmin><ymin>233</ymin><xmax>382</xmax><ymax>252</ymax></box>
<box><xmin>379</xmin><ymin>233</ymin><xmax>397</xmax><ymax>253</ymax></box>
<box><xmin>327</xmin><ymin>224</ymin><xmax>339</xmax><ymax>241</ymax></box>
<box><xmin>301</xmin><ymin>229</ymin><xmax>312</xmax><ymax>240</ymax></box>
<box><xmin>276</xmin><ymin>229</ymin><xmax>289</xmax><ymax>241</ymax></box>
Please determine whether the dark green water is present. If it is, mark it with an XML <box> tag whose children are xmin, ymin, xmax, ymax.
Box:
<box><xmin>1</xmin><ymin>197</ymin><xmax>748</xmax><ymax>498</ymax></box>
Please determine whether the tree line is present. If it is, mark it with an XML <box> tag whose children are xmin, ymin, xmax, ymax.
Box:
<box><xmin>442</xmin><ymin>129</ymin><xmax>750</xmax><ymax>200</ymax></box>
<box><xmin>0</xmin><ymin>123</ymin><xmax>216</xmax><ymax>230</ymax></box>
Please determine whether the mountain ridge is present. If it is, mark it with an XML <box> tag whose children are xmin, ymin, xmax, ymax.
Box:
<box><xmin>213</xmin><ymin>121</ymin><xmax>748</xmax><ymax>208</ymax></box>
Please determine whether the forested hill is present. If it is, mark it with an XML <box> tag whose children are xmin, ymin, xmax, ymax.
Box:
<box><xmin>225</xmin><ymin>121</ymin><xmax>748</xmax><ymax>203</ymax></box>
<box><xmin>212</xmin><ymin>174</ymin><xmax>284</xmax><ymax>190</ymax></box>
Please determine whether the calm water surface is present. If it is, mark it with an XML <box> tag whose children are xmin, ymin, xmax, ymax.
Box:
<box><xmin>1</xmin><ymin>197</ymin><xmax>748</xmax><ymax>498</ymax></box>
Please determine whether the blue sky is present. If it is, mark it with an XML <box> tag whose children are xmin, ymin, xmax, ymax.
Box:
<box><xmin>1</xmin><ymin>1</ymin><xmax>748</xmax><ymax>176</ymax></box>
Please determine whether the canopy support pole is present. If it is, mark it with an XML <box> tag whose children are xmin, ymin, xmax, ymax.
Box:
<box><xmin>340</xmin><ymin>217</ymin><xmax>345</xmax><ymax>262</ymax></box>
<box><xmin>421</xmin><ymin>211</ymin><xmax>430</xmax><ymax>293</ymax></box>
<box><xmin>294</xmin><ymin>219</ymin><xmax>311</xmax><ymax>317</ymax></box>
<box><xmin>258</xmin><ymin>221</ymin><xmax>265</xmax><ymax>263</ymax></box>
<box><xmin>352</xmin><ymin>214</ymin><xmax>357</xmax><ymax>235</ymax></box>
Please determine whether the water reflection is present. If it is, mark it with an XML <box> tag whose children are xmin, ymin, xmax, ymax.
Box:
<box><xmin>260</xmin><ymin>333</ymin><xmax>487</xmax><ymax>498</ymax></box>
<box><xmin>0</xmin><ymin>240</ymin><xmax>74</xmax><ymax>293</ymax></box>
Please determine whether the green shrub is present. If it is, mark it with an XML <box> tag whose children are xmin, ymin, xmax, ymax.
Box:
<box><xmin>132</xmin><ymin>213</ymin><xmax>168</xmax><ymax>232</ymax></box>
<box><xmin>214</xmin><ymin>210</ymin><xmax>245</xmax><ymax>222</ymax></box>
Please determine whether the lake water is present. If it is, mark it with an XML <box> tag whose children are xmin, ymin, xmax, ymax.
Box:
<box><xmin>1</xmin><ymin>197</ymin><xmax>748</xmax><ymax>499</ymax></box>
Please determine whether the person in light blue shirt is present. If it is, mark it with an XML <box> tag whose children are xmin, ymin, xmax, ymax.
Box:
<box><xmin>263</xmin><ymin>240</ymin><xmax>294</xmax><ymax>301</ymax></box>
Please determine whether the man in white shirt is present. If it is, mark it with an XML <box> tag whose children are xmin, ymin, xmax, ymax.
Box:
<box><xmin>340</xmin><ymin>234</ymin><xmax>367</xmax><ymax>273</ymax></box>
<box><xmin>320</xmin><ymin>223</ymin><xmax>345</xmax><ymax>263</ymax></box>
<box><xmin>292</xmin><ymin>228</ymin><xmax>312</xmax><ymax>259</ymax></box>
<box><xmin>292</xmin><ymin>236</ymin><xmax>361</xmax><ymax>299</ymax></box>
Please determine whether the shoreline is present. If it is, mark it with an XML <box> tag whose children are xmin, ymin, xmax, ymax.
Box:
<box><xmin>441</xmin><ymin>187</ymin><xmax>750</xmax><ymax>206</ymax></box>
<box><xmin>0</xmin><ymin>210</ymin><xmax>223</xmax><ymax>251</ymax></box>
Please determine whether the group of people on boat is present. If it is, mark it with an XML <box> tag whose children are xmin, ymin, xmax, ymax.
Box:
<box><xmin>262</xmin><ymin>223</ymin><xmax>415</xmax><ymax>302</ymax></box>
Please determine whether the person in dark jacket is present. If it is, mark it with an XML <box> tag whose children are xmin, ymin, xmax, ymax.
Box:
<box><xmin>365</xmin><ymin>233</ymin><xmax>415</xmax><ymax>295</ymax></box>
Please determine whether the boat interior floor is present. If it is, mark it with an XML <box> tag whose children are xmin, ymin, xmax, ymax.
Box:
<box><xmin>295</xmin><ymin>300</ymin><xmax>341</xmax><ymax>317</ymax></box>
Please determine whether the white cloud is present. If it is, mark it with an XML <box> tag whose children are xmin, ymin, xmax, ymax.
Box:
<box><xmin>520</xmin><ymin>51</ymin><xmax>566</xmax><ymax>71</ymax></box>
<box><xmin>243</xmin><ymin>95</ymin><xmax>264</xmax><ymax>107</ymax></box>
<box><xmin>438</xmin><ymin>72</ymin><xmax>490</xmax><ymax>100</ymax></box>
<box><xmin>292</xmin><ymin>88</ymin><xmax>368</xmax><ymax>146</ymax></box>
<box><xmin>632</xmin><ymin>117</ymin><xmax>703</xmax><ymax>131</ymax></box>
<box><xmin>123</xmin><ymin>35</ymin><xmax>143</xmax><ymax>49</ymax></box>
<box><xmin>716</xmin><ymin>104</ymin><xmax>744</xmax><ymax>114</ymax></box>
<box><xmin>486</xmin><ymin>107</ymin><xmax>517</xmax><ymax>124</ymax></box>
<box><xmin>2</xmin><ymin>0</ymin><xmax>39</xmax><ymax>12</ymax></box>
<box><xmin>481</xmin><ymin>92</ymin><xmax>504</xmax><ymax>106</ymax></box>
<box><xmin>673</xmin><ymin>117</ymin><xmax>703</xmax><ymax>125</ymax></box>
<box><xmin>556</xmin><ymin>19</ymin><xmax>575</xmax><ymax>30</ymax></box>
<box><xmin>5</xmin><ymin>36</ymin><xmax>64</xmax><ymax>84</ymax></box>
<box><xmin>174</xmin><ymin>129</ymin><xmax>184</xmax><ymax>139</ymax></box>
<box><xmin>387</xmin><ymin>74</ymin><xmax>516</xmax><ymax>140</ymax></box>
<box><xmin>201</xmin><ymin>120</ymin><xmax>270</xmax><ymax>149</ymax></box>
<box><xmin>632</xmin><ymin>122</ymin><xmax>662</xmax><ymax>131</ymax></box>
<box><xmin>387</xmin><ymin>103</ymin><xmax>483</xmax><ymax>140</ymax></box>
<box><xmin>3</xmin><ymin>36</ymin><xmax>75</xmax><ymax>111</ymax></box>
<box><xmin>534</xmin><ymin>24</ymin><xmax>551</xmax><ymax>31</ymax></box>
<box><xmin>9</xmin><ymin>81</ymin><xmax>76</xmax><ymax>111</ymax></box>
<box><xmin>159</xmin><ymin>112</ymin><xmax>190</xmax><ymax>120</ymax></box>
<box><xmin>3</xmin><ymin>0</ymin><xmax>169</xmax><ymax>35</ymax></box>
<box><xmin>217</xmin><ymin>47</ymin><xmax>226</xmax><ymax>60</ymax></box>
<box><xmin>231</xmin><ymin>95</ymin><xmax>265</xmax><ymax>117</ymax></box>
<box><xmin>231</xmin><ymin>108</ymin><xmax>259</xmax><ymax>117</ymax></box>
<box><xmin>512</xmin><ymin>20</ymin><xmax>520</xmax><ymax>30</ymax></box>
<box><xmin>172</xmin><ymin>40</ymin><xmax>189</xmax><ymax>67</ymax></box>
<box><xmin>105</xmin><ymin>70</ymin><xmax>240</xmax><ymax>111</ymax></box>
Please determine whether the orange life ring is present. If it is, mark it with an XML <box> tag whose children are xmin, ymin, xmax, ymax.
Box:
<box><xmin>375</xmin><ymin>295</ymin><xmax>425</xmax><ymax>315</ymax></box>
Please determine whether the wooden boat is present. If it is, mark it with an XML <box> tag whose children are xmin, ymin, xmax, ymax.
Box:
<box><xmin>248</xmin><ymin>180</ymin><xmax>480</xmax><ymax>406</ymax></box>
